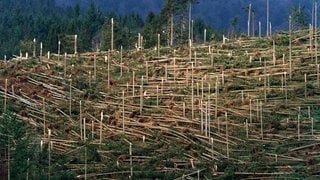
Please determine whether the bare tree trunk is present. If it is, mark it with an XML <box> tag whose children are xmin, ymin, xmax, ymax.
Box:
<box><xmin>247</xmin><ymin>4</ymin><xmax>251</xmax><ymax>37</ymax></box>
<box><xmin>266</xmin><ymin>0</ymin><xmax>269</xmax><ymax>36</ymax></box>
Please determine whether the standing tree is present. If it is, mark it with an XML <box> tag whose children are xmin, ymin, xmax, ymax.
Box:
<box><xmin>290</xmin><ymin>4</ymin><xmax>308</xmax><ymax>30</ymax></box>
<box><xmin>143</xmin><ymin>12</ymin><xmax>160</xmax><ymax>48</ymax></box>
<box><xmin>159</xmin><ymin>0</ymin><xmax>199</xmax><ymax>45</ymax></box>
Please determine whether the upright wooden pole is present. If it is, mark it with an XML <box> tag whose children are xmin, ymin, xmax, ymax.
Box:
<box><xmin>140</xmin><ymin>85</ymin><xmax>143</xmax><ymax>115</ymax></box>
<box><xmin>188</xmin><ymin>0</ymin><xmax>192</xmax><ymax>41</ymax></box>
<box><xmin>208</xmin><ymin>94</ymin><xmax>211</xmax><ymax>139</ymax></box>
<box><xmin>111</xmin><ymin>18</ymin><xmax>114</xmax><ymax>51</ymax></box>
<box><xmin>266</xmin><ymin>0</ymin><xmax>269</xmax><ymax>36</ymax></box>
<box><xmin>189</xmin><ymin>39</ymin><xmax>192</xmax><ymax>61</ymax></box>
<box><xmin>80</xmin><ymin>101</ymin><xmax>82</xmax><ymax>140</ymax></box>
<box><xmin>165</xmin><ymin>64</ymin><xmax>168</xmax><ymax>81</ymax></box>
<box><xmin>183</xmin><ymin>102</ymin><xmax>186</xmax><ymax>117</ymax></box>
<box><xmin>40</xmin><ymin>42</ymin><xmax>43</xmax><ymax>60</ymax></box>
<box><xmin>100</xmin><ymin>111</ymin><xmax>103</xmax><ymax>144</ymax></box>
<box><xmin>252</xmin><ymin>12</ymin><xmax>255</xmax><ymax>37</ymax></box>
<box><xmin>211</xmin><ymin>138</ymin><xmax>214</xmax><ymax>160</ymax></box>
<box><xmin>58</xmin><ymin>40</ymin><xmax>61</xmax><ymax>61</ymax></box>
<box><xmin>91</xmin><ymin>120</ymin><xmax>94</xmax><ymax>139</ymax></box>
<box><xmin>129</xmin><ymin>142</ymin><xmax>133</xmax><ymax>177</ymax></box>
<box><xmin>191</xmin><ymin>63</ymin><xmax>194</xmax><ymax>119</ymax></box>
<box><xmin>156</xmin><ymin>85</ymin><xmax>159</xmax><ymax>107</ymax></box>
<box><xmin>33</xmin><ymin>38</ymin><xmax>36</xmax><ymax>57</ymax></box>
<box><xmin>246</xmin><ymin>118</ymin><xmax>249</xmax><ymax>138</ymax></box>
<box><xmin>132</xmin><ymin>71</ymin><xmax>135</xmax><ymax>97</ymax></box>
<box><xmin>170</xmin><ymin>13</ymin><xmax>174</xmax><ymax>46</ymax></box>
<box><xmin>122</xmin><ymin>90</ymin><xmax>125</xmax><ymax>132</ymax></box>
<box><xmin>161</xmin><ymin>77</ymin><xmax>164</xmax><ymax>94</ymax></box>
<box><xmin>8</xmin><ymin>137</ymin><xmax>10</xmax><ymax>180</ymax></box>
<box><xmin>191</xmin><ymin>20</ymin><xmax>194</xmax><ymax>42</ymax></box>
<box><xmin>267</xmin><ymin>74</ymin><xmax>270</xmax><ymax>92</ymax></box>
<box><xmin>173</xmin><ymin>56</ymin><xmax>176</xmax><ymax>82</ymax></box>
<box><xmin>138</xmin><ymin>33</ymin><xmax>141</xmax><ymax>50</ymax></box>
<box><xmin>218</xmin><ymin>117</ymin><xmax>220</xmax><ymax>134</ymax></box>
<box><xmin>201</xmin><ymin>77</ymin><xmax>204</xmax><ymax>99</ymax></box>
<box><xmin>85</xmin><ymin>146</ymin><xmax>87</xmax><ymax>180</ymax></box>
<box><xmin>247</xmin><ymin>4</ymin><xmax>251</xmax><ymax>37</ymax></box>
<box><xmin>69</xmin><ymin>79</ymin><xmax>72</xmax><ymax>117</ymax></box>
<box><xmin>289</xmin><ymin>16</ymin><xmax>293</xmax><ymax>79</ymax></box>
<box><xmin>315</xmin><ymin>2</ymin><xmax>318</xmax><ymax>65</ymax></box>
<box><xmin>43</xmin><ymin>98</ymin><xmax>46</xmax><ymax>137</ymax></box>
<box><xmin>4</xmin><ymin>78</ymin><xmax>7</xmax><ymax>113</ymax></box>
<box><xmin>200</xmin><ymin>100</ymin><xmax>203</xmax><ymax>134</ymax></box>
<box><xmin>94</xmin><ymin>54</ymin><xmax>97</xmax><ymax>81</ymax></box>
<box><xmin>48</xmin><ymin>129</ymin><xmax>51</xmax><ymax>180</ymax></box>
<box><xmin>74</xmin><ymin>34</ymin><xmax>78</xmax><ymax>55</ymax></box>
<box><xmin>285</xmin><ymin>72</ymin><xmax>287</xmax><ymax>104</ymax></box>
<box><xmin>273</xmin><ymin>40</ymin><xmax>276</xmax><ymax>66</ymax></box>
<box><xmin>83</xmin><ymin>118</ymin><xmax>86</xmax><ymax>142</ymax></box>
<box><xmin>157</xmin><ymin>34</ymin><xmax>160</xmax><ymax>57</ymax></box>
<box><xmin>205</xmin><ymin>101</ymin><xmax>208</xmax><ymax>136</ymax></box>
<box><xmin>196</xmin><ymin>83</ymin><xmax>199</xmax><ymax>97</ymax></box>
<box><xmin>259</xmin><ymin>21</ymin><xmax>261</xmax><ymax>38</ymax></box>
<box><xmin>120</xmin><ymin>46</ymin><xmax>123</xmax><ymax>77</ymax></box>
<box><xmin>264</xmin><ymin>58</ymin><xmax>267</xmax><ymax>102</ymax></box>
<box><xmin>64</xmin><ymin>53</ymin><xmax>67</xmax><ymax>78</ymax></box>
<box><xmin>204</xmin><ymin>29</ymin><xmax>207</xmax><ymax>44</ymax></box>
<box><xmin>260</xmin><ymin>101</ymin><xmax>263</xmax><ymax>140</ymax></box>
<box><xmin>317</xmin><ymin>64</ymin><xmax>319</xmax><ymax>88</ymax></box>
<box><xmin>305</xmin><ymin>74</ymin><xmax>307</xmax><ymax>98</ymax></box>
<box><xmin>311</xmin><ymin>117</ymin><xmax>314</xmax><ymax>136</ymax></box>
<box><xmin>281</xmin><ymin>72</ymin><xmax>284</xmax><ymax>92</ymax></box>
<box><xmin>221</xmin><ymin>71</ymin><xmax>224</xmax><ymax>85</ymax></box>
<box><xmin>108</xmin><ymin>50</ymin><xmax>110</xmax><ymax>88</ymax></box>
<box><xmin>298</xmin><ymin>114</ymin><xmax>300</xmax><ymax>141</ymax></box>
<box><xmin>226</xmin><ymin>112</ymin><xmax>229</xmax><ymax>159</ymax></box>
<box><xmin>249</xmin><ymin>99</ymin><xmax>252</xmax><ymax>124</ymax></box>
<box><xmin>310</xmin><ymin>24</ymin><xmax>313</xmax><ymax>61</ymax></box>
<box><xmin>145</xmin><ymin>61</ymin><xmax>148</xmax><ymax>82</ymax></box>
<box><xmin>215</xmin><ymin>78</ymin><xmax>218</xmax><ymax>119</ymax></box>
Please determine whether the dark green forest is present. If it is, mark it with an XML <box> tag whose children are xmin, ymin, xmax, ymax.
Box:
<box><xmin>0</xmin><ymin>0</ymin><xmax>313</xmax><ymax>58</ymax></box>
<box><xmin>0</xmin><ymin>0</ymin><xmax>217</xmax><ymax>58</ymax></box>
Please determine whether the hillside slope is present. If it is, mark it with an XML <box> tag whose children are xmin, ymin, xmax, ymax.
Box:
<box><xmin>1</xmin><ymin>29</ymin><xmax>320</xmax><ymax>178</ymax></box>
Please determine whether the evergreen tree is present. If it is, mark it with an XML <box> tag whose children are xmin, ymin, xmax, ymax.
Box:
<box><xmin>143</xmin><ymin>12</ymin><xmax>161</xmax><ymax>49</ymax></box>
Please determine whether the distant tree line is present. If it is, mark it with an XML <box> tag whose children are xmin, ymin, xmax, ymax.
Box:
<box><xmin>0</xmin><ymin>0</ymin><xmax>218</xmax><ymax>58</ymax></box>
<box><xmin>0</xmin><ymin>0</ymin><xmax>311</xmax><ymax>58</ymax></box>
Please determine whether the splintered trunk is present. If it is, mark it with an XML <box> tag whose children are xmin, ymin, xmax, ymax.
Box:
<box><xmin>289</xmin><ymin>16</ymin><xmax>293</xmax><ymax>79</ymax></box>
<box><xmin>170</xmin><ymin>13</ymin><xmax>174</xmax><ymax>46</ymax></box>
<box><xmin>80</xmin><ymin>101</ymin><xmax>82</xmax><ymax>140</ymax></box>
<box><xmin>267</xmin><ymin>0</ymin><xmax>269</xmax><ymax>36</ymax></box>
<box><xmin>315</xmin><ymin>2</ymin><xmax>318</xmax><ymax>65</ymax></box>
<box><xmin>111</xmin><ymin>18</ymin><xmax>114</xmax><ymax>51</ymax></box>
<box><xmin>4</xmin><ymin>78</ymin><xmax>7</xmax><ymax>113</ymax></box>
<box><xmin>122</xmin><ymin>90</ymin><xmax>125</xmax><ymax>132</ymax></box>
<box><xmin>58</xmin><ymin>40</ymin><xmax>60</xmax><ymax>61</ymax></box>
<box><xmin>43</xmin><ymin>98</ymin><xmax>46</xmax><ymax>137</ymax></box>
<box><xmin>40</xmin><ymin>42</ymin><xmax>43</xmax><ymax>60</ymax></box>
<box><xmin>247</xmin><ymin>4</ymin><xmax>251</xmax><ymax>37</ymax></box>
<box><xmin>100</xmin><ymin>111</ymin><xmax>103</xmax><ymax>144</ymax></box>
<box><xmin>225</xmin><ymin>112</ymin><xmax>229</xmax><ymax>159</ymax></box>
<box><xmin>74</xmin><ymin>34</ymin><xmax>78</xmax><ymax>55</ymax></box>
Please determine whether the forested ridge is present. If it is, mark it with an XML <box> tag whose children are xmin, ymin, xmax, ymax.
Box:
<box><xmin>0</xmin><ymin>0</ymin><xmax>217</xmax><ymax>58</ymax></box>
<box><xmin>0</xmin><ymin>0</ymin><xmax>314</xmax><ymax>58</ymax></box>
